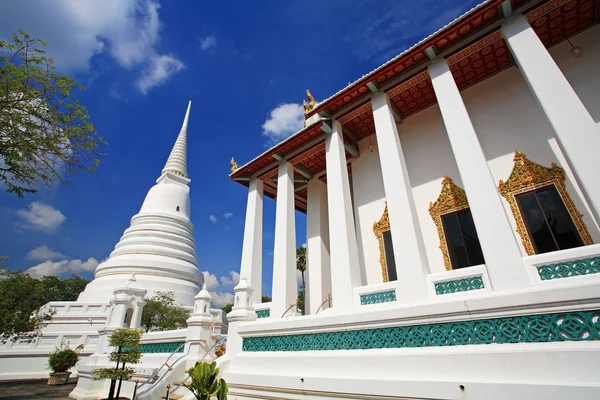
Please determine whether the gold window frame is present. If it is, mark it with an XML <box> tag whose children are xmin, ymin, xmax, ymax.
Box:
<box><xmin>498</xmin><ymin>150</ymin><xmax>593</xmax><ymax>255</ymax></box>
<box><xmin>428</xmin><ymin>176</ymin><xmax>470</xmax><ymax>271</ymax></box>
<box><xmin>373</xmin><ymin>202</ymin><xmax>391</xmax><ymax>282</ymax></box>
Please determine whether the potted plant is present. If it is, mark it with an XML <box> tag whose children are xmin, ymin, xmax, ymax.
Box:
<box><xmin>48</xmin><ymin>345</ymin><xmax>80</xmax><ymax>385</ymax></box>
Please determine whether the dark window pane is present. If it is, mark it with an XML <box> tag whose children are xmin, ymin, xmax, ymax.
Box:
<box><xmin>456</xmin><ymin>210</ymin><xmax>485</xmax><ymax>266</ymax></box>
<box><xmin>382</xmin><ymin>230</ymin><xmax>397</xmax><ymax>281</ymax></box>
<box><xmin>442</xmin><ymin>214</ymin><xmax>470</xmax><ymax>269</ymax></box>
<box><xmin>537</xmin><ymin>186</ymin><xmax>584</xmax><ymax>250</ymax></box>
<box><xmin>517</xmin><ymin>191</ymin><xmax>558</xmax><ymax>254</ymax></box>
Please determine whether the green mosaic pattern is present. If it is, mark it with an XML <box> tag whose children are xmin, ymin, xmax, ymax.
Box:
<box><xmin>256</xmin><ymin>309</ymin><xmax>270</xmax><ymax>319</ymax></box>
<box><xmin>434</xmin><ymin>276</ymin><xmax>485</xmax><ymax>295</ymax></box>
<box><xmin>137</xmin><ymin>341</ymin><xmax>185</xmax><ymax>353</ymax></box>
<box><xmin>360</xmin><ymin>290</ymin><xmax>397</xmax><ymax>305</ymax></box>
<box><xmin>537</xmin><ymin>256</ymin><xmax>600</xmax><ymax>280</ymax></box>
<box><xmin>242</xmin><ymin>310</ymin><xmax>600</xmax><ymax>352</ymax></box>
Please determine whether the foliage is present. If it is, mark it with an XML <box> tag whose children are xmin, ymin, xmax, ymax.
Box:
<box><xmin>0</xmin><ymin>30</ymin><xmax>104</xmax><ymax>198</ymax></box>
<box><xmin>140</xmin><ymin>291</ymin><xmax>190</xmax><ymax>332</ymax></box>
<box><xmin>296</xmin><ymin>246</ymin><xmax>306</xmax><ymax>272</ymax></box>
<box><xmin>261</xmin><ymin>295</ymin><xmax>272</xmax><ymax>303</ymax></box>
<box><xmin>187</xmin><ymin>361</ymin><xmax>228</xmax><ymax>400</ymax></box>
<box><xmin>296</xmin><ymin>246</ymin><xmax>306</xmax><ymax>315</ymax></box>
<box><xmin>297</xmin><ymin>288</ymin><xmax>305</xmax><ymax>315</ymax></box>
<box><xmin>93</xmin><ymin>328</ymin><xmax>142</xmax><ymax>400</ymax></box>
<box><xmin>48</xmin><ymin>344</ymin><xmax>81</xmax><ymax>373</ymax></box>
<box><xmin>221</xmin><ymin>303</ymin><xmax>232</xmax><ymax>314</ymax></box>
<box><xmin>0</xmin><ymin>268</ymin><xmax>89</xmax><ymax>338</ymax></box>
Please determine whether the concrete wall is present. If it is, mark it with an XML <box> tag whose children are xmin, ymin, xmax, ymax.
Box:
<box><xmin>350</xmin><ymin>25</ymin><xmax>600</xmax><ymax>280</ymax></box>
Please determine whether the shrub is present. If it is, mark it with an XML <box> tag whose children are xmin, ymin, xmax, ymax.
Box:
<box><xmin>48</xmin><ymin>345</ymin><xmax>79</xmax><ymax>373</ymax></box>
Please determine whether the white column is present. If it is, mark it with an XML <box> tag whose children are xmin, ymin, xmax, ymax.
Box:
<box><xmin>270</xmin><ymin>160</ymin><xmax>297</xmax><ymax>318</ymax></box>
<box><xmin>371</xmin><ymin>93</ymin><xmax>430</xmax><ymax>302</ymax></box>
<box><xmin>430</xmin><ymin>60</ymin><xmax>530</xmax><ymax>290</ymax></box>
<box><xmin>503</xmin><ymin>14</ymin><xmax>600</xmax><ymax>222</ymax></box>
<box><xmin>325</xmin><ymin>121</ymin><xmax>362</xmax><ymax>311</ymax></box>
<box><xmin>239</xmin><ymin>178</ymin><xmax>264</xmax><ymax>304</ymax></box>
<box><xmin>305</xmin><ymin>178</ymin><xmax>331</xmax><ymax>314</ymax></box>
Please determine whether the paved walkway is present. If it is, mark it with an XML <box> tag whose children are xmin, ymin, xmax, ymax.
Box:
<box><xmin>0</xmin><ymin>379</ymin><xmax>76</xmax><ymax>400</ymax></box>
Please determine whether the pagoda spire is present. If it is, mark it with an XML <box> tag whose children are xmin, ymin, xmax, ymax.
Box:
<box><xmin>162</xmin><ymin>98</ymin><xmax>192</xmax><ymax>178</ymax></box>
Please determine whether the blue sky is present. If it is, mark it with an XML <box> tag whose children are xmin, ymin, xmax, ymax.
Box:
<box><xmin>0</xmin><ymin>0</ymin><xmax>479</xmax><ymax>306</ymax></box>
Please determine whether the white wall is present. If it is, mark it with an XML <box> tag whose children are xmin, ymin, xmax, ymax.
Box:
<box><xmin>349</xmin><ymin>25</ymin><xmax>600</xmax><ymax>280</ymax></box>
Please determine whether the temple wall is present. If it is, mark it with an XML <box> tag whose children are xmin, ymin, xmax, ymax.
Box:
<box><xmin>350</xmin><ymin>25</ymin><xmax>600</xmax><ymax>281</ymax></box>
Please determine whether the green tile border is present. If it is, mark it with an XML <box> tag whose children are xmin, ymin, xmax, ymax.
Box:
<box><xmin>537</xmin><ymin>256</ymin><xmax>600</xmax><ymax>280</ymax></box>
<box><xmin>137</xmin><ymin>341</ymin><xmax>185</xmax><ymax>353</ymax></box>
<box><xmin>434</xmin><ymin>276</ymin><xmax>484</xmax><ymax>295</ymax></box>
<box><xmin>256</xmin><ymin>309</ymin><xmax>270</xmax><ymax>319</ymax></box>
<box><xmin>360</xmin><ymin>290</ymin><xmax>397</xmax><ymax>305</ymax></box>
<box><xmin>243</xmin><ymin>310</ymin><xmax>600</xmax><ymax>352</ymax></box>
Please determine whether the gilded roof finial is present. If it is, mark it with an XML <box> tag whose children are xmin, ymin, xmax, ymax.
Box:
<box><xmin>303</xmin><ymin>89</ymin><xmax>316</xmax><ymax>117</ymax></box>
<box><xmin>230</xmin><ymin>157</ymin><xmax>238</xmax><ymax>173</ymax></box>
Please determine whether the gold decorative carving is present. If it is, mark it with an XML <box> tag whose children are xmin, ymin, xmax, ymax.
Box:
<box><xmin>303</xmin><ymin>89</ymin><xmax>316</xmax><ymax>117</ymax></box>
<box><xmin>498</xmin><ymin>150</ymin><xmax>592</xmax><ymax>255</ymax></box>
<box><xmin>230</xmin><ymin>157</ymin><xmax>238</xmax><ymax>173</ymax></box>
<box><xmin>428</xmin><ymin>176</ymin><xmax>470</xmax><ymax>271</ymax></box>
<box><xmin>373</xmin><ymin>202</ymin><xmax>391</xmax><ymax>282</ymax></box>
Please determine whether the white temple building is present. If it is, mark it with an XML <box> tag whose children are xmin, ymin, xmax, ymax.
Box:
<box><xmin>221</xmin><ymin>1</ymin><xmax>600</xmax><ymax>399</ymax></box>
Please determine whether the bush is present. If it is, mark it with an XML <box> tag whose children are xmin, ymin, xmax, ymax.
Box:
<box><xmin>48</xmin><ymin>346</ymin><xmax>79</xmax><ymax>373</ymax></box>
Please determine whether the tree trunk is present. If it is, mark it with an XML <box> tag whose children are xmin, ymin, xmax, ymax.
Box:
<box><xmin>108</xmin><ymin>346</ymin><xmax>122</xmax><ymax>400</ymax></box>
<box><xmin>115</xmin><ymin>361</ymin><xmax>126</xmax><ymax>399</ymax></box>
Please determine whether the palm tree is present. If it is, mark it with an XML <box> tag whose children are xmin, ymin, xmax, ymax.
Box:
<box><xmin>296</xmin><ymin>246</ymin><xmax>306</xmax><ymax>315</ymax></box>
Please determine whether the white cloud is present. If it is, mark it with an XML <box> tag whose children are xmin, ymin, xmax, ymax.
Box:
<box><xmin>16</xmin><ymin>202</ymin><xmax>66</xmax><ymax>233</ymax></box>
<box><xmin>198</xmin><ymin>35</ymin><xmax>217</xmax><ymax>51</ymax></box>
<box><xmin>209</xmin><ymin>291</ymin><xmax>234</xmax><ymax>308</ymax></box>
<box><xmin>262</xmin><ymin>103</ymin><xmax>305</xmax><ymax>145</ymax></box>
<box><xmin>209</xmin><ymin>215</ymin><xmax>217</xmax><ymax>224</ymax></box>
<box><xmin>204</xmin><ymin>272</ymin><xmax>219</xmax><ymax>291</ymax></box>
<box><xmin>222</xmin><ymin>212</ymin><xmax>233</xmax><ymax>219</ymax></box>
<box><xmin>26</xmin><ymin>245</ymin><xmax>66</xmax><ymax>261</ymax></box>
<box><xmin>26</xmin><ymin>257</ymin><xmax>99</xmax><ymax>278</ymax></box>
<box><xmin>220</xmin><ymin>271</ymin><xmax>240</xmax><ymax>287</ymax></box>
<box><xmin>136</xmin><ymin>54</ymin><xmax>185</xmax><ymax>95</ymax></box>
<box><xmin>0</xmin><ymin>0</ymin><xmax>184</xmax><ymax>94</ymax></box>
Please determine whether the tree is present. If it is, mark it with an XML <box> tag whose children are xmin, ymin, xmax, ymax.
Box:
<box><xmin>221</xmin><ymin>303</ymin><xmax>232</xmax><ymax>314</ymax></box>
<box><xmin>261</xmin><ymin>295</ymin><xmax>272</xmax><ymax>303</ymax></box>
<box><xmin>140</xmin><ymin>291</ymin><xmax>190</xmax><ymax>332</ymax></box>
<box><xmin>0</xmin><ymin>30</ymin><xmax>104</xmax><ymax>198</ymax></box>
<box><xmin>93</xmin><ymin>328</ymin><xmax>142</xmax><ymax>400</ymax></box>
<box><xmin>0</xmin><ymin>268</ymin><xmax>89</xmax><ymax>338</ymax></box>
<box><xmin>296</xmin><ymin>246</ymin><xmax>306</xmax><ymax>315</ymax></box>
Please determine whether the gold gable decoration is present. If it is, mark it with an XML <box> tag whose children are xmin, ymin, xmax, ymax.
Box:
<box><xmin>428</xmin><ymin>176</ymin><xmax>470</xmax><ymax>271</ymax></box>
<box><xmin>373</xmin><ymin>202</ymin><xmax>391</xmax><ymax>282</ymax></box>
<box><xmin>498</xmin><ymin>150</ymin><xmax>592</xmax><ymax>255</ymax></box>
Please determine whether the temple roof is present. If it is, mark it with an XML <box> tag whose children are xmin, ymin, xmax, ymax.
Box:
<box><xmin>231</xmin><ymin>0</ymin><xmax>599</xmax><ymax>212</ymax></box>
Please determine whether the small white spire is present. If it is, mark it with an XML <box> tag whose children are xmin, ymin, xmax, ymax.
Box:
<box><xmin>162</xmin><ymin>98</ymin><xmax>192</xmax><ymax>178</ymax></box>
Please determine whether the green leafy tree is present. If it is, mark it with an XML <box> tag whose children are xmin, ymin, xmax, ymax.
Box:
<box><xmin>221</xmin><ymin>303</ymin><xmax>232</xmax><ymax>314</ymax></box>
<box><xmin>140</xmin><ymin>291</ymin><xmax>190</xmax><ymax>332</ymax></box>
<box><xmin>187</xmin><ymin>361</ymin><xmax>228</xmax><ymax>400</ymax></box>
<box><xmin>0</xmin><ymin>30</ymin><xmax>104</xmax><ymax>198</ymax></box>
<box><xmin>0</xmin><ymin>268</ymin><xmax>89</xmax><ymax>338</ymax></box>
<box><xmin>261</xmin><ymin>295</ymin><xmax>272</xmax><ymax>303</ymax></box>
<box><xmin>296</xmin><ymin>246</ymin><xmax>306</xmax><ymax>315</ymax></box>
<box><xmin>93</xmin><ymin>328</ymin><xmax>142</xmax><ymax>400</ymax></box>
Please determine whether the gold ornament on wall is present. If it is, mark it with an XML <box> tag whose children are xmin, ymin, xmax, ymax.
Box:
<box><xmin>428</xmin><ymin>176</ymin><xmax>470</xmax><ymax>271</ymax></box>
<box><xmin>498</xmin><ymin>150</ymin><xmax>592</xmax><ymax>255</ymax></box>
<box><xmin>373</xmin><ymin>202</ymin><xmax>391</xmax><ymax>282</ymax></box>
